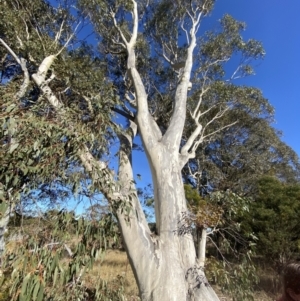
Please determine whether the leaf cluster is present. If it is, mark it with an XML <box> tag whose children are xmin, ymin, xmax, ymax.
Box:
<box><xmin>1</xmin><ymin>209</ymin><xmax>120</xmax><ymax>300</ymax></box>
<box><xmin>0</xmin><ymin>0</ymin><xmax>117</xmax><ymax>203</ymax></box>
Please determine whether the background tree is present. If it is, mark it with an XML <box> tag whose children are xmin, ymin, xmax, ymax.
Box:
<box><xmin>181</xmin><ymin>86</ymin><xmax>300</xmax><ymax>196</ymax></box>
<box><xmin>242</xmin><ymin>176</ymin><xmax>300</xmax><ymax>271</ymax></box>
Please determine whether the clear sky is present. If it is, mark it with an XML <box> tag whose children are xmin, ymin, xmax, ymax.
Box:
<box><xmin>212</xmin><ymin>0</ymin><xmax>300</xmax><ymax>156</ymax></box>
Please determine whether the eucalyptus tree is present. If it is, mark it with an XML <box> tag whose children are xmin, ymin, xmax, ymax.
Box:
<box><xmin>182</xmin><ymin>104</ymin><xmax>300</xmax><ymax>196</ymax></box>
<box><xmin>0</xmin><ymin>0</ymin><xmax>112</xmax><ymax>259</ymax></box>
<box><xmin>0</xmin><ymin>0</ymin><xmax>272</xmax><ymax>300</ymax></box>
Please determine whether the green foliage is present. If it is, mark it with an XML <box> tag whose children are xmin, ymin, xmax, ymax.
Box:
<box><xmin>184</xmin><ymin>94</ymin><xmax>300</xmax><ymax>196</ymax></box>
<box><xmin>0</xmin><ymin>0</ymin><xmax>116</xmax><ymax>206</ymax></box>
<box><xmin>184</xmin><ymin>184</ymin><xmax>205</xmax><ymax>207</ymax></box>
<box><xmin>242</xmin><ymin>176</ymin><xmax>300</xmax><ymax>269</ymax></box>
<box><xmin>185</xmin><ymin>184</ymin><xmax>223</xmax><ymax>228</ymax></box>
<box><xmin>206</xmin><ymin>254</ymin><xmax>258</xmax><ymax>301</ymax></box>
<box><xmin>94</xmin><ymin>277</ymin><xmax>127</xmax><ymax>301</ymax></box>
<box><xmin>0</xmin><ymin>209</ymin><xmax>122</xmax><ymax>300</ymax></box>
<box><xmin>184</xmin><ymin>185</ymin><xmax>258</xmax><ymax>299</ymax></box>
<box><xmin>201</xmin><ymin>14</ymin><xmax>264</xmax><ymax>62</ymax></box>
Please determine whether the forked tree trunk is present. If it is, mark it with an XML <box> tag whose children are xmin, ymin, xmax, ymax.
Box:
<box><xmin>116</xmin><ymin>129</ymin><xmax>220</xmax><ymax>301</ymax></box>
<box><xmin>22</xmin><ymin>0</ymin><xmax>221</xmax><ymax>296</ymax></box>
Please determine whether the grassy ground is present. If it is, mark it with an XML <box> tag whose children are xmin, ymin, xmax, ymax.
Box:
<box><xmin>84</xmin><ymin>249</ymin><xmax>278</xmax><ymax>301</ymax></box>
<box><xmin>84</xmin><ymin>249</ymin><xmax>138</xmax><ymax>300</ymax></box>
<box><xmin>0</xmin><ymin>247</ymin><xmax>280</xmax><ymax>300</ymax></box>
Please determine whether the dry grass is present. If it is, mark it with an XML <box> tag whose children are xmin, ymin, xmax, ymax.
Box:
<box><xmin>1</xmin><ymin>247</ymin><xmax>277</xmax><ymax>301</ymax></box>
<box><xmin>84</xmin><ymin>249</ymin><xmax>139</xmax><ymax>298</ymax></box>
<box><xmin>254</xmin><ymin>265</ymin><xmax>281</xmax><ymax>301</ymax></box>
<box><xmin>209</xmin><ymin>285</ymin><xmax>273</xmax><ymax>301</ymax></box>
<box><xmin>83</xmin><ymin>249</ymin><xmax>277</xmax><ymax>301</ymax></box>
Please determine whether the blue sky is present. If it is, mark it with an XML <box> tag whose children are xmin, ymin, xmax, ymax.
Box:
<box><xmin>212</xmin><ymin>0</ymin><xmax>300</xmax><ymax>156</ymax></box>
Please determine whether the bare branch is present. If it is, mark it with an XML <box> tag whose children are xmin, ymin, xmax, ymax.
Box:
<box><xmin>207</xmin><ymin>235</ymin><xmax>230</xmax><ymax>264</ymax></box>
<box><xmin>129</xmin><ymin>0</ymin><xmax>138</xmax><ymax>47</ymax></box>
<box><xmin>198</xmin><ymin>227</ymin><xmax>207</xmax><ymax>267</ymax></box>
<box><xmin>181</xmin><ymin>19</ymin><xmax>190</xmax><ymax>45</ymax></box>
<box><xmin>162</xmin><ymin>6</ymin><xmax>204</xmax><ymax>149</ymax></box>
<box><xmin>16</xmin><ymin>35</ymin><xmax>24</xmax><ymax>48</ymax></box>
<box><xmin>111</xmin><ymin>107</ymin><xmax>135</xmax><ymax>121</ymax></box>
<box><xmin>181</xmin><ymin>105</ymin><xmax>238</xmax><ymax>167</ymax></box>
<box><xmin>32</xmin><ymin>55</ymin><xmax>65</xmax><ymax>110</ymax></box>
<box><xmin>63</xmin><ymin>244</ymin><xmax>73</xmax><ymax>257</ymax></box>
<box><xmin>130</xmin><ymin>68</ymin><xmax>162</xmax><ymax>143</ymax></box>
<box><xmin>110</xmin><ymin>38</ymin><xmax>126</xmax><ymax>49</ymax></box>
<box><xmin>180</xmin><ymin>123</ymin><xmax>202</xmax><ymax>159</ymax></box>
<box><xmin>162</xmin><ymin>51</ymin><xmax>172</xmax><ymax>65</ymax></box>
<box><xmin>55</xmin><ymin>22</ymin><xmax>81</xmax><ymax>56</ymax></box>
<box><xmin>28</xmin><ymin>242</ymin><xmax>73</xmax><ymax>257</ymax></box>
<box><xmin>125</xmin><ymin>91</ymin><xmax>137</xmax><ymax>107</ymax></box>
<box><xmin>117</xmin><ymin>2</ymin><xmax>161</xmax><ymax>147</ymax></box>
<box><xmin>0</xmin><ymin>38</ymin><xmax>30</xmax><ymax>99</ymax></box>
<box><xmin>0</xmin><ymin>38</ymin><xmax>21</xmax><ymax>65</ymax></box>
<box><xmin>201</xmin><ymin>106</ymin><xmax>231</xmax><ymax>133</ymax></box>
<box><xmin>79</xmin><ymin>145</ymin><xmax>110</xmax><ymax>180</ymax></box>
<box><xmin>228</xmin><ymin>65</ymin><xmax>242</xmax><ymax>81</ymax></box>
<box><xmin>54</xmin><ymin>19</ymin><xmax>65</xmax><ymax>43</ymax></box>
<box><xmin>19</xmin><ymin>17</ymin><xmax>30</xmax><ymax>41</ymax></box>
<box><xmin>197</xmin><ymin>103</ymin><xmax>220</xmax><ymax>119</ymax></box>
<box><xmin>110</xmin><ymin>11</ymin><xmax>129</xmax><ymax>46</ymax></box>
<box><xmin>192</xmin><ymin>86</ymin><xmax>211</xmax><ymax>119</ymax></box>
<box><xmin>115</xmin><ymin>121</ymin><xmax>155</xmax><ymax>273</ymax></box>
<box><xmin>200</xmin><ymin>120</ymin><xmax>238</xmax><ymax>142</ymax></box>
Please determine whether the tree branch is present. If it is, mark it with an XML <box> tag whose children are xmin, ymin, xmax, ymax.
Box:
<box><xmin>119</xmin><ymin>1</ymin><xmax>161</xmax><ymax>148</ymax></box>
<box><xmin>200</xmin><ymin>120</ymin><xmax>238</xmax><ymax>143</ymax></box>
<box><xmin>32</xmin><ymin>55</ymin><xmax>64</xmax><ymax>110</ymax></box>
<box><xmin>110</xmin><ymin>11</ymin><xmax>128</xmax><ymax>47</ymax></box>
<box><xmin>111</xmin><ymin>107</ymin><xmax>135</xmax><ymax>121</ymax></box>
<box><xmin>0</xmin><ymin>38</ymin><xmax>30</xmax><ymax>99</ymax></box>
<box><xmin>180</xmin><ymin>86</ymin><xmax>210</xmax><ymax>162</ymax></box>
<box><xmin>31</xmin><ymin>53</ymin><xmax>153</xmax><ymax>262</ymax></box>
<box><xmin>198</xmin><ymin>227</ymin><xmax>207</xmax><ymax>267</ymax></box>
<box><xmin>116</xmin><ymin>121</ymin><xmax>156</xmax><ymax>275</ymax></box>
<box><xmin>129</xmin><ymin>0</ymin><xmax>138</xmax><ymax>47</ymax></box>
<box><xmin>0</xmin><ymin>38</ymin><xmax>21</xmax><ymax>65</ymax></box>
<box><xmin>162</xmin><ymin>9</ymin><xmax>202</xmax><ymax>149</ymax></box>
<box><xmin>55</xmin><ymin>22</ymin><xmax>81</xmax><ymax>56</ymax></box>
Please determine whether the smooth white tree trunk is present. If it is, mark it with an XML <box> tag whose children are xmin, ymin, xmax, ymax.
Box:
<box><xmin>116</xmin><ymin>130</ymin><xmax>220</xmax><ymax>301</ymax></box>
